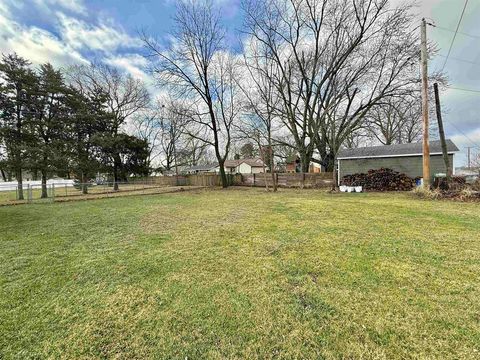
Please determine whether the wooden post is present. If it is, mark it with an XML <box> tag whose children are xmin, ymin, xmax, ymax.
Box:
<box><xmin>253</xmin><ymin>173</ymin><xmax>256</xmax><ymax>187</ymax></box>
<box><xmin>467</xmin><ymin>147</ymin><xmax>472</xmax><ymax>169</ymax></box>
<box><xmin>421</xmin><ymin>18</ymin><xmax>431</xmax><ymax>188</ymax></box>
<box><xmin>433</xmin><ymin>83</ymin><xmax>451</xmax><ymax>179</ymax></box>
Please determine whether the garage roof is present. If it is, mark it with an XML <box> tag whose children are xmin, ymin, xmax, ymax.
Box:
<box><xmin>337</xmin><ymin>140</ymin><xmax>459</xmax><ymax>160</ymax></box>
<box><xmin>183</xmin><ymin>163</ymin><xmax>218</xmax><ymax>172</ymax></box>
<box><xmin>224</xmin><ymin>158</ymin><xmax>266</xmax><ymax>167</ymax></box>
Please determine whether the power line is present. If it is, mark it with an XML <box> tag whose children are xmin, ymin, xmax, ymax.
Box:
<box><xmin>436</xmin><ymin>54</ymin><xmax>480</xmax><ymax>66</ymax></box>
<box><xmin>442</xmin><ymin>117</ymin><xmax>480</xmax><ymax>149</ymax></box>
<box><xmin>430</xmin><ymin>24</ymin><xmax>480</xmax><ymax>40</ymax></box>
<box><xmin>441</xmin><ymin>0</ymin><xmax>470</xmax><ymax>72</ymax></box>
<box><xmin>448</xmin><ymin>86</ymin><xmax>480</xmax><ymax>94</ymax></box>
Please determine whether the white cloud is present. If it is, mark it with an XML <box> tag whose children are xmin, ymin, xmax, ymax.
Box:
<box><xmin>103</xmin><ymin>54</ymin><xmax>150</xmax><ymax>81</ymax></box>
<box><xmin>56</xmin><ymin>12</ymin><xmax>142</xmax><ymax>52</ymax></box>
<box><xmin>34</xmin><ymin>0</ymin><xmax>87</xmax><ymax>15</ymax></box>
<box><xmin>0</xmin><ymin>10</ymin><xmax>87</xmax><ymax>67</ymax></box>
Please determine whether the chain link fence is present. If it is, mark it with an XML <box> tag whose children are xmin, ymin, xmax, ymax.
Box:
<box><xmin>0</xmin><ymin>174</ymin><xmax>243</xmax><ymax>205</ymax></box>
<box><xmin>0</xmin><ymin>180</ymin><xmax>186</xmax><ymax>205</ymax></box>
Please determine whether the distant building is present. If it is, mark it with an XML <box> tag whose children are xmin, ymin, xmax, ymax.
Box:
<box><xmin>285</xmin><ymin>156</ymin><xmax>323</xmax><ymax>173</ymax></box>
<box><xmin>182</xmin><ymin>164</ymin><xmax>219</xmax><ymax>175</ymax></box>
<box><xmin>455</xmin><ymin>167</ymin><xmax>479</xmax><ymax>176</ymax></box>
<box><xmin>224</xmin><ymin>158</ymin><xmax>267</xmax><ymax>174</ymax></box>
<box><xmin>455</xmin><ymin>167</ymin><xmax>479</xmax><ymax>184</ymax></box>
<box><xmin>337</xmin><ymin>140</ymin><xmax>459</xmax><ymax>185</ymax></box>
<box><xmin>309</xmin><ymin>162</ymin><xmax>322</xmax><ymax>173</ymax></box>
<box><xmin>285</xmin><ymin>157</ymin><xmax>300</xmax><ymax>173</ymax></box>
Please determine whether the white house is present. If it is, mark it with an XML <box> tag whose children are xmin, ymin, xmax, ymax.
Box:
<box><xmin>224</xmin><ymin>158</ymin><xmax>267</xmax><ymax>174</ymax></box>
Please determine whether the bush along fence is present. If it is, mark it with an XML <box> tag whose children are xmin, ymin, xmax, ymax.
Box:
<box><xmin>241</xmin><ymin>172</ymin><xmax>334</xmax><ymax>188</ymax></box>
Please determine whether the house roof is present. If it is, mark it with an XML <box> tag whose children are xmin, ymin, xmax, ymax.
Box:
<box><xmin>224</xmin><ymin>158</ymin><xmax>266</xmax><ymax>168</ymax></box>
<box><xmin>337</xmin><ymin>140</ymin><xmax>459</xmax><ymax>160</ymax></box>
<box><xmin>183</xmin><ymin>163</ymin><xmax>218</xmax><ymax>172</ymax></box>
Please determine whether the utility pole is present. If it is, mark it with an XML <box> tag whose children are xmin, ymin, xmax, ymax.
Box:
<box><xmin>421</xmin><ymin>18</ymin><xmax>430</xmax><ymax>188</ymax></box>
<box><xmin>433</xmin><ymin>83</ymin><xmax>451</xmax><ymax>179</ymax></box>
<box><xmin>467</xmin><ymin>147</ymin><xmax>472</xmax><ymax>168</ymax></box>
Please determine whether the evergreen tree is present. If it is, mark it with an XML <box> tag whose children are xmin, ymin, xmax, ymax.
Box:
<box><xmin>29</xmin><ymin>63</ymin><xmax>70</xmax><ymax>198</ymax></box>
<box><xmin>0</xmin><ymin>53</ymin><xmax>37</xmax><ymax>200</ymax></box>
<box><xmin>65</xmin><ymin>86</ymin><xmax>111</xmax><ymax>193</ymax></box>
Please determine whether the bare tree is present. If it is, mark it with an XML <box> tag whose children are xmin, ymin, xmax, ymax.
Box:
<box><xmin>471</xmin><ymin>152</ymin><xmax>480</xmax><ymax>176</ymax></box>
<box><xmin>143</xmin><ymin>0</ymin><xmax>239</xmax><ymax>187</ymax></box>
<box><xmin>132</xmin><ymin>106</ymin><xmax>163</xmax><ymax>173</ymax></box>
<box><xmin>243</xmin><ymin>0</ymin><xmax>423</xmax><ymax>188</ymax></box>
<box><xmin>238</xmin><ymin>44</ymin><xmax>280</xmax><ymax>191</ymax></box>
<box><xmin>68</xmin><ymin>63</ymin><xmax>150</xmax><ymax>190</ymax></box>
<box><xmin>157</xmin><ymin>101</ymin><xmax>186</xmax><ymax>174</ymax></box>
<box><xmin>179</xmin><ymin>135</ymin><xmax>211</xmax><ymax>166</ymax></box>
<box><xmin>366</xmin><ymin>99</ymin><xmax>415</xmax><ymax>145</ymax></box>
<box><xmin>365</xmin><ymin>87</ymin><xmax>445</xmax><ymax>146</ymax></box>
<box><xmin>343</xmin><ymin>129</ymin><xmax>370</xmax><ymax>149</ymax></box>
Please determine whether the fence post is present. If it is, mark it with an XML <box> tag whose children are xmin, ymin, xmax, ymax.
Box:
<box><xmin>253</xmin><ymin>173</ymin><xmax>256</xmax><ymax>187</ymax></box>
<box><xmin>52</xmin><ymin>184</ymin><xmax>55</xmax><ymax>202</ymax></box>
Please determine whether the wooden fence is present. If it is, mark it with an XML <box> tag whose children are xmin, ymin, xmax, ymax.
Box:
<box><xmin>241</xmin><ymin>172</ymin><xmax>334</xmax><ymax>188</ymax></box>
<box><xmin>132</xmin><ymin>174</ymin><xmax>242</xmax><ymax>187</ymax></box>
<box><xmin>186</xmin><ymin>174</ymin><xmax>242</xmax><ymax>186</ymax></box>
<box><xmin>131</xmin><ymin>173</ymin><xmax>331</xmax><ymax>188</ymax></box>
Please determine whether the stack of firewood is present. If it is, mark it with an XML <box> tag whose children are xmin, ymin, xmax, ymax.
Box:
<box><xmin>342</xmin><ymin>168</ymin><xmax>415</xmax><ymax>191</ymax></box>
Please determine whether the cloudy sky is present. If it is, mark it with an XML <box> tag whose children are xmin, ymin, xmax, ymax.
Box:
<box><xmin>1</xmin><ymin>0</ymin><xmax>478</xmax><ymax>167</ymax></box>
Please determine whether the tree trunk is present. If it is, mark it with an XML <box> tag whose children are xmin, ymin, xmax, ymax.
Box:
<box><xmin>113</xmin><ymin>155</ymin><xmax>120</xmax><ymax>191</ymax></box>
<box><xmin>0</xmin><ymin>169</ymin><xmax>6</xmax><ymax>182</ymax></box>
<box><xmin>259</xmin><ymin>144</ymin><xmax>269</xmax><ymax>191</ymax></box>
<box><xmin>271</xmin><ymin>171</ymin><xmax>277</xmax><ymax>192</ymax></box>
<box><xmin>331</xmin><ymin>154</ymin><xmax>339</xmax><ymax>191</ymax></box>
<box><xmin>270</xmin><ymin>149</ymin><xmax>277</xmax><ymax>192</ymax></box>
<box><xmin>41</xmin><ymin>171</ymin><xmax>48</xmax><ymax>199</ymax></box>
<box><xmin>325</xmin><ymin>151</ymin><xmax>335</xmax><ymax>172</ymax></box>
<box><xmin>262</xmin><ymin>167</ymin><xmax>269</xmax><ymax>191</ymax></box>
<box><xmin>16</xmin><ymin>169</ymin><xmax>24</xmax><ymax>200</ymax></box>
<box><xmin>81</xmin><ymin>172</ymin><xmax>88</xmax><ymax>194</ymax></box>
<box><xmin>218</xmin><ymin>159</ymin><xmax>228</xmax><ymax>188</ymax></box>
<box><xmin>300</xmin><ymin>151</ymin><xmax>310</xmax><ymax>173</ymax></box>
<box><xmin>332</xmin><ymin>163</ymin><xmax>338</xmax><ymax>191</ymax></box>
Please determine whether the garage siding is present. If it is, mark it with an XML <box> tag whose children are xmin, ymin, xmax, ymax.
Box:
<box><xmin>339</xmin><ymin>154</ymin><xmax>453</xmax><ymax>180</ymax></box>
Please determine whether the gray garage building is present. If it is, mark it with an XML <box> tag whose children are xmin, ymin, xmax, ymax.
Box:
<box><xmin>337</xmin><ymin>140</ymin><xmax>459</xmax><ymax>184</ymax></box>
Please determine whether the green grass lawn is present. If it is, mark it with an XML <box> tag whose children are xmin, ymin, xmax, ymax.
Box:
<box><xmin>1</xmin><ymin>188</ymin><xmax>479</xmax><ymax>359</ymax></box>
